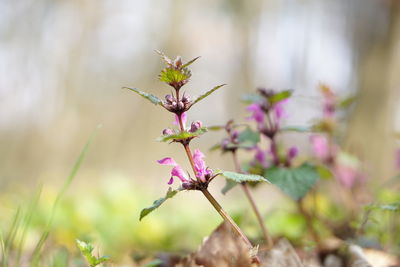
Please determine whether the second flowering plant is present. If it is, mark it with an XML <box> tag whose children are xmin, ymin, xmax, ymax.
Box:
<box><xmin>124</xmin><ymin>51</ymin><xmax>270</xmax><ymax>262</ymax></box>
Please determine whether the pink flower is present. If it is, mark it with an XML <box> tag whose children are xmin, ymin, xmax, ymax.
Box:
<box><xmin>396</xmin><ymin>149</ymin><xmax>400</xmax><ymax>170</ymax></box>
<box><xmin>192</xmin><ymin>149</ymin><xmax>212</xmax><ymax>182</ymax></box>
<box><xmin>310</xmin><ymin>135</ymin><xmax>330</xmax><ymax>161</ymax></box>
<box><xmin>273</xmin><ymin>99</ymin><xmax>287</xmax><ymax>121</ymax></box>
<box><xmin>158</xmin><ymin>149</ymin><xmax>212</xmax><ymax>184</ymax></box>
<box><xmin>254</xmin><ymin>146</ymin><xmax>269</xmax><ymax>168</ymax></box>
<box><xmin>246</xmin><ymin>103</ymin><xmax>264</xmax><ymax>128</ymax></box>
<box><xmin>157</xmin><ymin>157</ymin><xmax>189</xmax><ymax>185</ymax></box>
<box><xmin>320</xmin><ymin>84</ymin><xmax>336</xmax><ymax>119</ymax></box>
<box><xmin>287</xmin><ymin>146</ymin><xmax>298</xmax><ymax>160</ymax></box>
<box><xmin>334</xmin><ymin>165</ymin><xmax>357</xmax><ymax>188</ymax></box>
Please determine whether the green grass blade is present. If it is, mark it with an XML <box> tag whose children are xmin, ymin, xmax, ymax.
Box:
<box><xmin>30</xmin><ymin>129</ymin><xmax>98</xmax><ymax>265</ymax></box>
<box><xmin>1</xmin><ymin>229</ymin><xmax>7</xmax><ymax>267</ymax></box>
<box><xmin>15</xmin><ymin>185</ymin><xmax>42</xmax><ymax>266</ymax></box>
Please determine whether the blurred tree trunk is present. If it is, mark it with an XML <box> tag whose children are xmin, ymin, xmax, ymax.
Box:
<box><xmin>345</xmin><ymin>1</ymin><xmax>400</xmax><ymax>185</ymax></box>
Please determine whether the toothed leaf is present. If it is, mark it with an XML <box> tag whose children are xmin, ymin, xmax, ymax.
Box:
<box><xmin>268</xmin><ymin>90</ymin><xmax>293</xmax><ymax>104</ymax></box>
<box><xmin>220</xmin><ymin>171</ymin><xmax>269</xmax><ymax>183</ymax></box>
<box><xmin>181</xmin><ymin>56</ymin><xmax>200</xmax><ymax>69</ymax></box>
<box><xmin>281</xmin><ymin>126</ymin><xmax>312</xmax><ymax>133</ymax></box>
<box><xmin>238</xmin><ymin>128</ymin><xmax>260</xmax><ymax>147</ymax></box>
<box><xmin>159</xmin><ymin>68</ymin><xmax>190</xmax><ymax>83</ymax></box>
<box><xmin>265</xmin><ymin>163</ymin><xmax>319</xmax><ymax>200</ymax></box>
<box><xmin>192</xmin><ymin>84</ymin><xmax>226</xmax><ymax>105</ymax></box>
<box><xmin>124</xmin><ymin>87</ymin><xmax>162</xmax><ymax>105</ymax></box>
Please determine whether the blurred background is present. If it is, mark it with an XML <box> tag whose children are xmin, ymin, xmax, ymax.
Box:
<box><xmin>1</xmin><ymin>0</ymin><xmax>400</xmax><ymax>264</ymax></box>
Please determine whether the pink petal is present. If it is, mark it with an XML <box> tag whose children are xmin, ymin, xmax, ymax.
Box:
<box><xmin>254</xmin><ymin>146</ymin><xmax>268</xmax><ymax>168</ymax></box>
<box><xmin>157</xmin><ymin>157</ymin><xmax>177</xmax><ymax>166</ymax></box>
<box><xmin>287</xmin><ymin>146</ymin><xmax>298</xmax><ymax>160</ymax></box>
<box><xmin>396</xmin><ymin>149</ymin><xmax>400</xmax><ymax>170</ymax></box>
<box><xmin>310</xmin><ymin>135</ymin><xmax>329</xmax><ymax>161</ymax></box>
<box><xmin>334</xmin><ymin>165</ymin><xmax>357</xmax><ymax>188</ymax></box>
<box><xmin>171</xmin><ymin>166</ymin><xmax>189</xmax><ymax>182</ymax></box>
<box><xmin>173</xmin><ymin>112</ymin><xmax>187</xmax><ymax>127</ymax></box>
<box><xmin>167</xmin><ymin>177</ymin><xmax>174</xmax><ymax>185</ymax></box>
<box><xmin>246</xmin><ymin>103</ymin><xmax>264</xmax><ymax>124</ymax></box>
<box><xmin>273</xmin><ymin>99</ymin><xmax>288</xmax><ymax>126</ymax></box>
<box><xmin>192</xmin><ymin>149</ymin><xmax>206</xmax><ymax>177</ymax></box>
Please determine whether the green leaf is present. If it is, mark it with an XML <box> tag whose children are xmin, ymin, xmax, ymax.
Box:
<box><xmin>76</xmin><ymin>240</ymin><xmax>109</xmax><ymax>267</ymax></box>
<box><xmin>95</xmin><ymin>256</ymin><xmax>110</xmax><ymax>265</ymax></box>
<box><xmin>339</xmin><ymin>95</ymin><xmax>356</xmax><ymax>109</ymax></box>
<box><xmin>144</xmin><ymin>259</ymin><xmax>163</xmax><ymax>267</ymax></box>
<box><xmin>220</xmin><ymin>171</ymin><xmax>269</xmax><ymax>183</ymax></box>
<box><xmin>221</xmin><ymin>179</ymin><xmax>238</xmax><ymax>194</ymax></box>
<box><xmin>238</xmin><ymin>128</ymin><xmax>260</xmax><ymax>147</ymax></box>
<box><xmin>316</xmin><ymin>165</ymin><xmax>333</xmax><ymax>180</ymax></box>
<box><xmin>181</xmin><ymin>56</ymin><xmax>200</xmax><ymax>69</ymax></box>
<box><xmin>157</xmin><ymin>127</ymin><xmax>207</xmax><ymax>142</ymax></box>
<box><xmin>124</xmin><ymin>87</ymin><xmax>162</xmax><ymax>105</ymax></box>
<box><xmin>280</xmin><ymin>126</ymin><xmax>312</xmax><ymax>133</ymax></box>
<box><xmin>159</xmin><ymin>68</ymin><xmax>189</xmax><ymax>84</ymax></box>
<box><xmin>265</xmin><ymin>163</ymin><xmax>319</xmax><ymax>201</ymax></box>
<box><xmin>366</xmin><ymin>202</ymin><xmax>400</xmax><ymax>213</ymax></box>
<box><xmin>207</xmin><ymin>125</ymin><xmax>224</xmax><ymax>131</ymax></box>
<box><xmin>140</xmin><ymin>188</ymin><xmax>180</xmax><ymax>221</ymax></box>
<box><xmin>268</xmin><ymin>90</ymin><xmax>293</xmax><ymax>105</ymax></box>
<box><xmin>241</xmin><ymin>93</ymin><xmax>263</xmax><ymax>104</ymax></box>
<box><xmin>209</xmin><ymin>143</ymin><xmax>221</xmax><ymax>152</ymax></box>
<box><xmin>192</xmin><ymin>84</ymin><xmax>226</xmax><ymax>105</ymax></box>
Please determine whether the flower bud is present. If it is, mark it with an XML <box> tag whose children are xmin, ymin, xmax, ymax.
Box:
<box><xmin>162</xmin><ymin>128</ymin><xmax>174</xmax><ymax>135</ymax></box>
<box><xmin>182</xmin><ymin>95</ymin><xmax>190</xmax><ymax>104</ymax></box>
<box><xmin>165</xmin><ymin>94</ymin><xmax>174</xmax><ymax>104</ymax></box>
<box><xmin>287</xmin><ymin>146</ymin><xmax>299</xmax><ymax>160</ymax></box>
<box><xmin>190</xmin><ymin>120</ymin><xmax>203</xmax><ymax>132</ymax></box>
<box><xmin>177</xmin><ymin>101</ymin><xmax>185</xmax><ymax>110</ymax></box>
<box><xmin>221</xmin><ymin>138</ymin><xmax>231</xmax><ymax>151</ymax></box>
<box><xmin>231</xmin><ymin>131</ymin><xmax>239</xmax><ymax>142</ymax></box>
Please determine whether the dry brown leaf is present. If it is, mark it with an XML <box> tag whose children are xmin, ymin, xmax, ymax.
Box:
<box><xmin>177</xmin><ymin>222</ymin><xmax>256</xmax><ymax>267</ymax></box>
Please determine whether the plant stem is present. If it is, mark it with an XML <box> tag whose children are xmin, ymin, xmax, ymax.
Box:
<box><xmin>201</xmin><ymin>188</ymin><xmax>253</xmax><ymax>248</ymax></box>
<box><xmin>232</xmin><ymin>151</ymin><xmax>273</xmax><ymax>248</ymax></box>
<box><xmin>297</xmin><ymin>199</ymin><xmax>321</xmax><ymax>249</ymax></box>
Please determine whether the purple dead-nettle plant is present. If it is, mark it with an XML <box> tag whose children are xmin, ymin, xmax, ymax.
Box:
<box><xmin>246</xmin><ymin>88</ymin><xmax>299</xmax><ymax>168</ymax></box>
<box><xmin>309</xmin><ymin>84</ymin><xmax>363</xmax><ymax>189</ymax></box>
<box><xmin>124</xmin><ymin>51</ymin><xmax>269</xmax><ymax>261</ymax></box>
<box><xmin>243</xmin><ymin>88</ymin><xmax>322</xmax><ymax>244</ymax></box>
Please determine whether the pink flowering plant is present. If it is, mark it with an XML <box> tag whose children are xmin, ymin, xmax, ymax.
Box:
<box><xmin>211</xmin><ymin>88</ymin><xmax>323</xmax><ymax>246</ymax></box>
<box><xmin>124</xmin><ymin>51</ymin><xmax>270</xmax><ymax>262</ymax></box>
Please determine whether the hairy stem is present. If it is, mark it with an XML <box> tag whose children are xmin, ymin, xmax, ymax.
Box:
<box><xmin>232</xmin><ymin>151</ymin><xmax>273</xmax><ymax>248</ymax></box>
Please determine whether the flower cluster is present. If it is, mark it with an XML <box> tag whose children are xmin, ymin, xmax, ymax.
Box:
<box><xmin>310</xmin><ymin>85</ymin><xmax>362</xmax><ymax>188</ymax></box>
<box><xmin>246</xmin><ymin>88</ymin><xmax>298</xmax><ymax>168</ymax></box>
<box><xmin>158</xmin><ymin>148</ymin><xmax>213</xmax><ymax>189</ymax></box>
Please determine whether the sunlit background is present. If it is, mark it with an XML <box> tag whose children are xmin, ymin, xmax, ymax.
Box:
<box><xmin>1</xmin><ymin>0</ymin><xmax>400</xmax><ymax>265</ymax></box>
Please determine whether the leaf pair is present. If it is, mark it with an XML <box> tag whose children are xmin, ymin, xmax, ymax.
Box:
<box><xmin>124</xmin><ymin>84</ymin><xmax>225</xmax><ymax>108</ymax></box>
<box><xmin>139</xmin><ymin>171</ymin><xmax>268</xmax><ymax>220</ymax></box>
<box><xmin>76</xmin><ymin>240</ymin><xmax>110</xmax><ymax>267</ymax></box>
<box><xmin>157</xmin><ymin>127</ymin><xmax>208</xmax><ymax>142</ymax></box>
